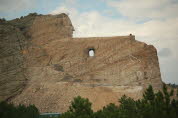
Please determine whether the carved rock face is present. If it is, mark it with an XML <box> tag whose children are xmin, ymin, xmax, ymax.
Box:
<box><xmin>0</xmin><ymin>13</ymin><xmax>162</xmax><ymax>112</ymax></box>
<box><xmin>0</xmin><ymin>13</ymin><xmax>73</xmax><ymax>102</ymax></box>
<box><xmin>0</xmin><ymin>24</ymin><xmax>26</xmax><ymax>101</ymax></box>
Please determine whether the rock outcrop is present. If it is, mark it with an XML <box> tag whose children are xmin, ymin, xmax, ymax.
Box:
<box><xmin>0</xmin><ymin>19</ymin><xmax>27</xmax><ymax>101</ymax></box>
<box><xmin>0</xmin><ymin>13</ymin><xmax>163</xmax><ymax>112</ymax></box>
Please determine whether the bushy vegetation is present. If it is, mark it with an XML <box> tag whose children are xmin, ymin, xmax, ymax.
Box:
<box><xmin>0</xmin><ymin>101</ymin><xmax>39</xmax><ymax>118</ymax></box>
<box><xmin>0</xmin><ymin>84</ymin><xmax>177</xmax><ymax>118</ymax></box>
<box><xmin>60</xmin><ymin>84</ymin><xmax>178</xmax><ymax>118</ymax></box>
<box><xmin>28</xmin><ymin>13</ymin><xmax>38</xmax><ymax>16</ymax></box>
<box><xmin>167</xmin><ymin>83</ymin><xmax>178</xmax><ymax>88</ymax></box>
<box><xmin>0</xmin><ymin>18</ymin><xmax>6</xmax><ymax>22</ymax></box>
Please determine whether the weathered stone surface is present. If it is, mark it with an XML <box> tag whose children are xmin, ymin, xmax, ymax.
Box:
<box><xmin>0</xmin><ymin>21</ymin><xmax>27</xmax><ymax>101</ymax></box>
<box><xmin>0</xmin><ymin>13</ymin><xmax>74</xmax><ymax>102</ymax></box>
<box><xmin>0</xmin><ymin>13</ymin><xmax>163</xmax><ymax>112</ymax></box>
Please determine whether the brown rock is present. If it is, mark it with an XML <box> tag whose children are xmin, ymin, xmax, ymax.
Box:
<box><xmin>0</xmin><ymin>13</ymin><xmax>163</xmax><ymax>112</ymax></box>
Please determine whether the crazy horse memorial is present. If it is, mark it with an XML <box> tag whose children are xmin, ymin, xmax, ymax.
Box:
<box><xmin>0</xmin><ymin>13</ymin><xmax>163</xmax><ymax>112</ymax></box>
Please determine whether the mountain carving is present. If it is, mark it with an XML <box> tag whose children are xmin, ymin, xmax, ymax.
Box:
<box><xmin>0</xmin><ymin>13</ymin><xmax>162</xmax><ymax>112</ymax></box>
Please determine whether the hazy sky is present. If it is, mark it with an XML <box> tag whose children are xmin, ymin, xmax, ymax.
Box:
<box><xmin>0</xmin><ymin>0</ymin><xmax>178</xmax><ymax>84</ymax></box>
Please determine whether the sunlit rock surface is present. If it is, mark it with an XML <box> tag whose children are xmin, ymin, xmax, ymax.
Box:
<box><xmin>0</xmin><ymin>13</ymin><xmax>162</xmax><ymax>112</ymax></box>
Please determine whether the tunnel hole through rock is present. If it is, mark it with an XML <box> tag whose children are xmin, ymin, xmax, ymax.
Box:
<box><xmin>88</xmin><ymin>48</ymin><xmax>95</xmax><ymax>57</ymax></box>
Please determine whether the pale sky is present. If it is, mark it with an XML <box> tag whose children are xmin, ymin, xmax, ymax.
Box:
<box><xmin>0</xmin><ymin>0</ymin><xmax>178</xmax><ymax>84</ymax></box>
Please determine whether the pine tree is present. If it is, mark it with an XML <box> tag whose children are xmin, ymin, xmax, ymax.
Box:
<box><xmin>61</xmin><ymin>96</ymin><xmax>93</xmax><ymax>118</ymax></box>
<box><xmin>143</xmin><ymin>85</ymin><xmax>155</xmax><ymax>102</ymax></box>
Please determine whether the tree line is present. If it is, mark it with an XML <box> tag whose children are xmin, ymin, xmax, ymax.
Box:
<box><xmin>0</xmin><ymin>84</ymin><xmax>178</xmax><ymax>118</ymax></box>
<box><xmin>0</xmin><ymin>102</ymin><xmax>39</xmax><ymax>118</ymax></box>
<box><xmin>60</xmin><ymin>84</ymin><xmax>178</xmax><ymax>118</ymax></box>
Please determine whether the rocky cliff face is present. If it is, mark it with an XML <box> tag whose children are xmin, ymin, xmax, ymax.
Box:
<box><xmin>0</xmin><ymin>13</ymin><xmax>73</xmax><ymax>101</ymax></box>
<box><xmin>0</xmin><ymin>13</ymin><xmax>162</xmax><ymax>112</ymax></box>
<box><xmin>0</xmin><ymin>19</ymin><xmax>27</xmax><ymax>101</ymax></box>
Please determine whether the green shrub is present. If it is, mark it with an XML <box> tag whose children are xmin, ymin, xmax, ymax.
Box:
<box><xmin>0</xmin><ymin>101</ymin><xmax>39</xmax><ymax>118</ymax></box>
